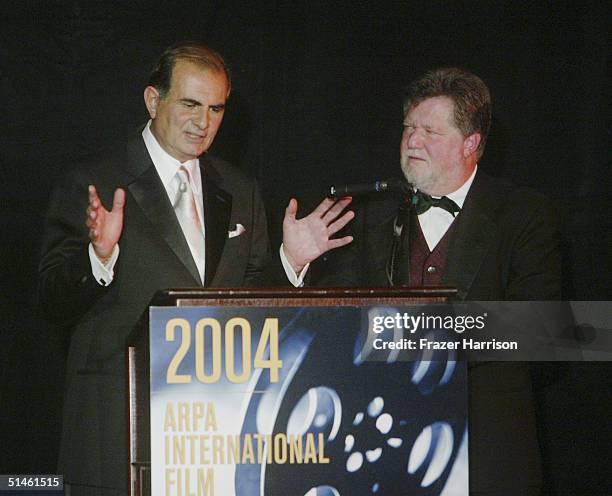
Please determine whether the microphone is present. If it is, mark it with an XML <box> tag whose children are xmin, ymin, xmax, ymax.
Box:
<box><xmin>328</xmin><ymin>179</ymin><xmax>407</xmax><ymax>197</ymax></box>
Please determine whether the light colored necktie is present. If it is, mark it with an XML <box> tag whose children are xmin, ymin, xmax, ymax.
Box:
<box><xmin>173</xmin><ymin>165</ymin><xmax>205</xmax><ymax>282</ymax></box>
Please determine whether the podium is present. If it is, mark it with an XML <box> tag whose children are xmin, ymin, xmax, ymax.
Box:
<box><xmin>128</xmin><ymin>287</ymin><xmax>467</xmax><ymax>496</ymax></box>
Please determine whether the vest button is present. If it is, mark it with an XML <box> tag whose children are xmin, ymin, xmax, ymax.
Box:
<box><xmin>426</xmin><ymin>265</ymin><xmax>437</xmax><ymax>274</ymax></box>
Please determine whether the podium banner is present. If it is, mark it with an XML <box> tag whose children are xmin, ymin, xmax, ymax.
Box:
<box><xmin>149</xmin><ymin>304</ymin><xmax>467</xmax><ymax>496</ymax></box>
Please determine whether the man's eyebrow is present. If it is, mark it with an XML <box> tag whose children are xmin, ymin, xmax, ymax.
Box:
<box><xmin>180</xmin><ymin>98</ymin><xmax>226</xmax><ymax>110</ymax></box>
<box><xmin>180</xmin><ymin>98</ymin><xmax>202</xmax><ymax>106</ymax></box>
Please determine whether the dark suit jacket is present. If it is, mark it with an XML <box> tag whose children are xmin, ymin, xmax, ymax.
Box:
<box><xmin>38</xmin><ymin>133</ymin><xmax>278</xmax><ymax>494</ymax></box>
<box><xmin>318</xmin><ymin>171</ymin><xmax>562</xmax><ymax>300</ymax></box>
<box><xmin>315</xmin><ymin>171</ymin><xmax>562</xmax><ymax>495</ymax></box>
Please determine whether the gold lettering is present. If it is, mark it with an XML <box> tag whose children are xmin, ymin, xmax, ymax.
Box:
<box><xmin>173</xmin><ymin>435</ymin><xmax>185</xmax><ymax>465</ymax></box>
<box><xmin>182</xmin><ymin>466</ymin><xmax>191</xmax><ymax>496</ymax></box>
<box><xmin>178</xmin><ymin>402</ymin><xmax>190</xmax><ymax>431</ymax></box>
<box><xmin>289</xmin><ymin>435</ymin><xmax>303</xmax><ymax>463</ymax></box>
<box><xmin>266</xmin><ymin>434</ymin><xmax>273</xmax><ymax>463</ymax></box>
<box><xmin>187</xmin><ymin>434</ymin><xmax>198</xmax><ymax>463</ymax></box>
<box><xmin>226</xmin><ymin>435</ymin><xmax>240</xmax><ymax>464</ymax></box>
<box><xmin>212</xmin><ymin>435</ymin><xmax>225</xmax><ymax>464</ymax></box>
<box><xmin>304</xmin><ymin>434</ymin><xmax>317</xmax><ymax>463</ymax></box>
<box><xmin>193</xmin><ymin>402</ymin><xmax>205</xmax><ymax>431</ymax></box>
<box><xmin>242</xmin><ymin>435</ymin><xmax>255</xmax><ymax>464</ymax></box>
<box><xmin>204</xmin><ymin>402</ymin><xmax>217</xmax><ymax>431</ymax></box>
<box><xmin>318</xmin><ymin>433</ymin><xmax>330</xmax><ymax>463</ymax></box>
<box><xmin>199</xmin><ymin>435</ymin><xmax>210</xmax><ymax>464</ymax></box>
<box><xmin>197</xmin><ymin>468</ymin><xmax>214</xmax><ymax>496</ymax></box>
<box><xmin>165</xmin><ymin>468</ymin><xmax>176</xmax><ymax>496</ymax></box>
<box><xmin>273</xmin><ymin>433</ymin><xmax>287</xmax><ymax>464</ymax></box>
<box><xmin>253</xmin><ymin>433</ymin><xmax>265</xmax><ymax>463</ymax></box>
<box><xmin>164</xmin><ymin>402</ymin><xmax>177</xmax><ymax>431</ymax></box>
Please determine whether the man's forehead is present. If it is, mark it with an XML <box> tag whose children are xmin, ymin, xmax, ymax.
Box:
<box><xmin>170</xmin><ymin>60</ymin><xmax>228</xmax><ymax>89</ymax></box>
<box><xmin>405</xmin><ymin>96</ymin><xmax>455</xmax><ymax>122</ymax></box>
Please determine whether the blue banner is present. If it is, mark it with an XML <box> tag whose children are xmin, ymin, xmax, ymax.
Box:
<box><xmin>150</xmin><ymin>304</ymin><xmax>468</xmax><ymax>495</ymax></box>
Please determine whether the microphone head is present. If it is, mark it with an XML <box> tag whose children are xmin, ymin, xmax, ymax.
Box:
<box><xmin>329</xmin><ymin>178</ymin><xmax>409</xmax><ymax>197</ymax></box>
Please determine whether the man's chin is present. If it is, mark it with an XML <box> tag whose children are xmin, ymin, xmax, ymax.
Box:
<box><xmin>180</xmin><ymin>145</ymin><xmax>208</xmax><ymax>160</ymax></box>
<box><xmin>401</xmin><ymin>165</ymin><xmax>432</xmax><ymax>191</ymax></box>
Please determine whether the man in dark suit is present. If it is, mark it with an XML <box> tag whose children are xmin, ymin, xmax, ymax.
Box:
<box><xmin>38</xmin><ymin>42</ymin><xmax>352</xmax><ymax>495</ymax></box>
<box><xmin>317</xmin><ymin>68</ymin><xmax>562</xmax><ymax>495</ymax></box>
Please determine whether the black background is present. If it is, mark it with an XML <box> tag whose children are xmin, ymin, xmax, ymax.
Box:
<box><xmin>1</xmin><ymin>1</ymin><xmax>610</xmax><ymax>494</ymax></box>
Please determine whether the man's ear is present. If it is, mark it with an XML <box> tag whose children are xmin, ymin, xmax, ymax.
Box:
<box><xmin>463</xmin><ymin>133</ymin><xmax>482</xmax><ymax>158</ymax></box>
<box><xmin>143</xmin><ymin>86</ymin><xmax>160</xmax><ymax>119</ymax></box>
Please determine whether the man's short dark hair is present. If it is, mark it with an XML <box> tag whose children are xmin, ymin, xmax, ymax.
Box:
<box><xmin>403</xmin><ymin>67</ymin><xmax>491</xmax><ymax>158</ymax></box>
<box><xmin>148</xmin><ymin>41</ymin><xmax>231</xmax><ymax>98</ymax></box>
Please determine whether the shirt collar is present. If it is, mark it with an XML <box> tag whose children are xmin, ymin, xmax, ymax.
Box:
<box><xmin>141</xmin><ymin>120</ymin><xmax>202</xmax><ymax>193</ymax></box>
<box><xmin>444</xmin><ymin>164</ymin><xmax>477</xmax><ymax>208</ymax></box>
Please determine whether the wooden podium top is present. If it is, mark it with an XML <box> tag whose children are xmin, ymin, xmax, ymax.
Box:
<box><xmin>150</xmin><ymin>286</ymin><xmax>457</xmax><ymax>307</ymax></box>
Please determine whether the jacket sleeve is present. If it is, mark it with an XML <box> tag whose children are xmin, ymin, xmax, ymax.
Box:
<box><xmin>309</xmin><ymin>199</ymin><xmax>367</xmax><ymax>288</ymax></box>
<box><xmin>242</xmin><ymin>179</ymin><xmax>277</xmax><ymax>286</ymax></box>
<box><xmin>38</xmin><ymin>170</ymin><xmax>108</xmax><ymax>324</ymax></box>
<box><xmin>504</xmin><ymin>196</ymin><xmax>563</xmax><ymax>300</ymax></box>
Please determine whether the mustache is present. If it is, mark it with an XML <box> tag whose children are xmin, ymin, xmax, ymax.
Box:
<box><xmin>403</xmin><ymin>149</ymin><xmax>426</xmax><ymax>160</ymax></box>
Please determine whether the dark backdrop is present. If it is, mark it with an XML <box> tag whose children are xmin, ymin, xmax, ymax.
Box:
<box><xmin>1</xmin><ymin>1</ymin><xmax>610</xmax><ymax>494</ymax></box>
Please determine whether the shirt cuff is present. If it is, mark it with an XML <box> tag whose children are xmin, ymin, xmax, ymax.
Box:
<box><xmin>88</xmin><ymin>243</ymin><xmax>120</xmax><ymax>286</ymax></box>
<box><xmin>279</xmin><ymin>244</ymin><xmax>309</xmax><ymax>287</ymax></box>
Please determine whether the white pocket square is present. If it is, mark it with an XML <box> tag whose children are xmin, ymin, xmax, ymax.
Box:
<box><xmin>228</xmin><ymin>224</ymin><xmax>246</xmax><ymax>238</ymax></box>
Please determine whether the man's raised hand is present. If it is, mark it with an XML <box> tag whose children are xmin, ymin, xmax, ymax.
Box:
<box><xmin>282</xmin><ymin>197</ymin><xmax>354</xmax><ymax>273</ymax></box>
<box><xmin>86</xmin><ymin>185</ymin><xmax>125</xmax><ymax>263</ymax></box>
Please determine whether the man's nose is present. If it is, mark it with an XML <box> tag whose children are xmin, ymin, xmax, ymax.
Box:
<box><xmin>406</xmin><ymin>129</ymin><xmax>423</xmax><ymax>148</ymax></box>
<box><xmin>194</xmin><ymin>108</ymin><xmax>209</xmax><ymax>130</ymax></box>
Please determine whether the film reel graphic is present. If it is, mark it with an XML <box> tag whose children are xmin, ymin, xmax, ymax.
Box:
<box><xmin>236</xmin><ymin>307</ymin><xmax>468</xmax><ymax>496</ymax></box>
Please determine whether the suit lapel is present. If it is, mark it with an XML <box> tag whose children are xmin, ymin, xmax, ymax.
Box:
<box><xmin>398</xmin><ymin>210</ymin><xmax>417</xmax><ymax>286</ymax></box>
<box><xmin>363</xmin><ymin>196</ymin><xmax>406</xmax><ymax>286</ymax></box>
<box><xmin>386</xmin><ymin>210</ymin><xmax>413</xmax><ymax>287</ymax></box>
<box><xmin>443</xmin><ymin>172</ymin><xmax>498</xmax><ymax>299</ymax></box>
<box><xmin>200</xmin><ymin>156</ymin><xmax>232</xmax><ymax>286</ymax></box>
<box><xmin>125</xmin><ymin>136</ymin><xmax>202</xmax><ymax>285</ymax></box>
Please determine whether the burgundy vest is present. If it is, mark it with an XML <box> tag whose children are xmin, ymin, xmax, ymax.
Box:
<box><xmin>408</xmin><ymin>214</ymin><xmax>457</xmax><ymax>286</ymax></box>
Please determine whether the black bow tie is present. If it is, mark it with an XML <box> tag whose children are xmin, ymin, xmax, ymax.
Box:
<box><xmin>411</xmin><ymin>190</ymin><xmax>461</xmax><ymax>217</ymax></box>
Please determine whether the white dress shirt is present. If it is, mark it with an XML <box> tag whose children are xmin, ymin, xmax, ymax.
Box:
<box><xmin>418</xmin><ymin>165</ymin><xmax>477</xmax><ymax>251</ymax></box>
<box><xmin>142</xmin><ymin>121</ymin><xmax>206</xmax><ymax>282</ymax></box>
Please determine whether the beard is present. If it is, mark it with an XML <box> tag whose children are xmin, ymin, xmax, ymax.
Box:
<box><xmin>400</xmin><ymin>153</ymin><xmax>435</xmax><ymax>193</ymax></box>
